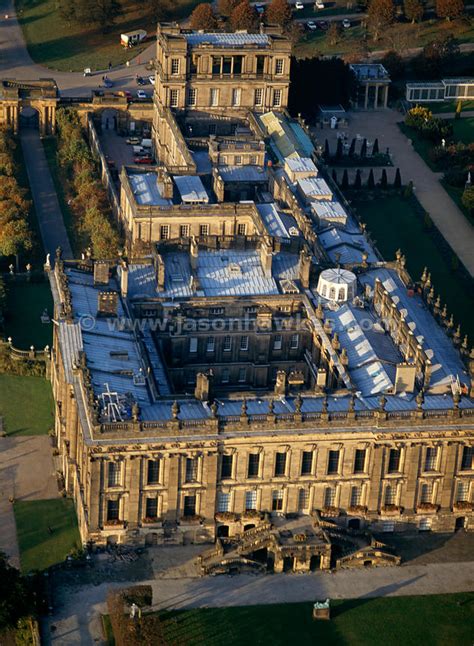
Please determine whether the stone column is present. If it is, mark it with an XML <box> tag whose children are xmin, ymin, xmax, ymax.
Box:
<box><xmin>126</xmin><ymin>457</ymin><xmax>141</xmax><ymax>529</ymax></box>
<box><xmin>402</xmin><ymin>444</ymin><xmax>421</xmax><ymax>511</ymax></box>
<box><xmin>384</xmin><ymin>85</ymin><xmax>389</xmax><ymax>108</ymax></box>
<box><xmin>439</xmin><ymin>443</ymin><xmax>457</xmax><ymax>509</ymax></box>
<box><xmin>200</xmin><ymin>452</ymin><xmax>218</xmax><ymax>521</ymax></box>
<box><xmin>165</xmin><ymin>455</ymin><xmax>180</xmax><ymax>521</ymax></box>
<box><xmin>88</xmin><ymin>457</ymin><xmax>103</xmax><ymax>533</ymax></box>
<box><xmin>364</xmin><ymin>83</ymin><xmax>369</xmax><ymax>109</ymax></box>
<box><xmin>367</xmin><ymin>445</ymin><xmax>384</xmax><ymax>511</ymax></box>
<box><xmin>374</xmin><ymin>84</ymin><xmax>379</xmax><ymax>109</ymax></box>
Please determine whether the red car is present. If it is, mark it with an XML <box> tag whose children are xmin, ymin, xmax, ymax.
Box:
<box><xmin>134</xmin><ymin>156</ymin><xmax>154</xmax><ymax>164</ymax></box>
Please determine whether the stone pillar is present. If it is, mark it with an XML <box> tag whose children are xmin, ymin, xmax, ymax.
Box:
<box><xmin>364</xmin><ymin>84</ymin><xmax>369</xmax><ymax>109</ymax></box>
<box><xmin>200</xmin><ymin>452</ymin><xmax>218</xmax><ymax>521</ymax></box>
<box><xmin>439</xmin><ymin>443</ymin><xmax>457</xmax><ymax>509</ymax></box>
<box><xmin>384</xmin><ymin>85</ymin><xmax>389</xmax><ymax>108</ymax></box>
<box><xmin>88</xmin><ymin>457</ymin><xmax>103</xmax><ymax>533</ymax></box>
<box><xmin>126</xmin><ymin>457</ymin><xmax>141</xmax><ymax>529</ymax></box>
<box><xmin>367</xmin><ymin>445</ymin><xmax>384</xmax><ymax>511</ymax></box>
<box><xmin>402</xmin><ymin>444</ymin><xmax>421</xmax><ymax>511</ymax></box>
<box><xmin>374</xmin><ymin>84</ymin><xmax>379</xmax><ymax>109</ymax></box>
<box><xmin>165</xmin><ymin>455</ymin><xmax>180</xmax><ymax>521</ymax></box>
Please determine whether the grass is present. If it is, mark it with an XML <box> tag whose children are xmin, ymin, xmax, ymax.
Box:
<box><xmin>105</xmin><ymin>594</ymin><xmax>474</xmax><ymax>646</ymax></box>
<box><xmin>14</xmin><ymin>499</ymin><xmax>81</xmax><ymax>573</ymax></box>
<box><xmin>294</xmin><ymin>16</ymin><xmax>474</xmax><ymax>58</ymax></box>
<box><xmin>452</xmin><ymin>116</ymin><xmax>474</xmax><ymax>145</ymax></box>
<box><xmin>3</xmin><ymin>278</ymin><xmax>53</xmax><ymax>349</ymax></box>
<box><xmin>16</xmin><ymin>0</ymin><xmax>202</xmax><ymax>72</ymax></box>
<box><xmin>0</xmin><ymin>374</ymin><xmax>54</xmax><ymax>435</ymax></box>
<box><xmin>352</xmin><ymin>192</ymin><xmax>474</xmax><ymax>340</ymax></box>
<box><xmin>422</xmin><ymin>100</ymin><xmax>474</xmax><ymax>114</ymax></box>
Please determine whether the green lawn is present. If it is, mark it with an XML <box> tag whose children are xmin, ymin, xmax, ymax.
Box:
<box><xmin>16</xmin><ymin>0</ymin><xmax>201</xmax><ymax>72</ymax></box>
<box><xmin>134</xmin><ymin>594</ymin><xmax>474</xmax><ymax>646</ymax></box>
<box><xmin>352</xmin><ymin>193</ymin><xmax>474</xmax><ymax>340</ymax></box>
<box><xmin>422</xmin><ymin>100</ymin><xmax>474</xmax><ymax>114</ymax></box>
<box><xmin>0</xmin><ymin>374</ymin><xmax>54</xmax><ymax>435</ymax></box>
<box><xmin>295</xmin><ymin>16</ymin><xmax>474</xmax><ymax>58</ymax></box>
<box><xmin>3</xmin><ymin>278</ymin><xmax>53</xmax><ymax>350</ymax></box>
<box><xmin>452</xmin><ymin>117</ymin><xmax>474</xmax><ymax>145</ymax></box>
<box><xmin>14</xmin><ymin>499</ymin><xmax>81</xmax><ymax>573</ymax></box>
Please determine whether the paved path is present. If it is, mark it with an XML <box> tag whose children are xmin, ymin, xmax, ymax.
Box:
<box><xmin>0</xmin><ymin>435</ymin><xmax>59</xmax><ymax>569</ymax></box>
<box><xmin>43</xmin><ymin>558</ymin><xmax>474</xmax><ymax>644</ymax></box>
<box><xmin>20</xmin><ymin>129</ymin><xmax>73</xmax><ymax>260</ymax></box>
<box><xmin>321</xmin><ymin>110</ymin><xmax>474</xmax><ymax>277</ymax></box>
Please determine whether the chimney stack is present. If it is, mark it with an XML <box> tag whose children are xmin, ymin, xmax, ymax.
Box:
<box><xmin>93</xmin><ymin>261</ymin><xmax>109</xmax><ymax>286</ymax></box>
<box><xmin>260</xmin><ymin>237</ymin><xmax>273</xmax><ymax>277</ymax></box>
<box><xmin>190</xmin><ymin>236</ymin><xmax>199</xmax><ymax>270</ymax></box>
<box><xmin>97</xmin><ymin>291</ymin><xmax>118</xmax><ymax>317</ymax></box>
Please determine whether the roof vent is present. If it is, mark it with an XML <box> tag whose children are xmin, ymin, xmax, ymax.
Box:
<box><xmin>289</xmin><ymin>227</ymin><xmax>299</xmax><ymax>236</ymax></box>
<box><xmin>228</xmin><ymin>263</ymin><xmax>242</xmax><ymax>274</ymax></box>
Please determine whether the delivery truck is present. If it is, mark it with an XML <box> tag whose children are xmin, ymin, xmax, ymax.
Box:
<box><xmin>120</xmin><ymin>30</ymin><xmax>147</xmax><ymax>48</ymax></box>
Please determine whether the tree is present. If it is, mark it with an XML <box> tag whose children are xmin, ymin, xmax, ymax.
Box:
<box><xmin>341</xmin><ymin>169</ymin><xmax>349</xmax><ymax>189</ymax></box>
<box><xmin>217</xmin><ymin>0</ymin><xmax>241</xmax><ymax>16</ymax></box>
<box><xmin>367</xmin><ymin>168</ymin><xmax>375</xmax><ymax>188</ymax></box>
<box><xmin>324</xmin><ymin>139</ymin><xmax>330</xmax><ymax>159</ymax></box>
<box><xmin>462</xmin><ymin>184</ymin><xmax>474</xmax><ymax>212</ymax></box>
<box><xmin>372</xmin><ymin>137</ymin><xmax>379</xmax><ymax>155</ymax></box>
<box><xmin>76</xmin><ymin>0</ymin><xmax>122</xmax><ymax>31</ymax></box>
<box><xmin>380</xmin><ymin>168</ymin><xmax>388</xmax><ymax>188</ymax></box>
<box><xmin>266</xmin><ymin>0</ymin><xmax>292</xmax><ymax>30</ymax></box>
<box><xmin>230</xmin><ymin>0</ymin><xmax>259</xmax><ymax>30</ymax></box>
<box><xmin>394</xmin><ymin>167</ymin><xmax>402</xmax><ymax>188</ymax></box>
<box><xmin>367</xmin><ymin>0</ymin><xmax>395</xmax><ymax>41</ymax></box>
<box><xmin>0</xmin><ymin>553</ymin><xmax>34</xmax><ymax>632</ymax></box>
<box><xmin>414</xmin><ymin>35</ymin><xmax>460</xmax><ymax>78</ymax></box>
<box><xmin>404</xmin><ymin>0</ymin><xmax>424</xmax><ymax>22</ymax></box>
<box><xmin>0</xmin><ymin>218</ymin><xmax>33</xmax><ymax>258</ymax></box>
<box><xmin>149</xmin><ymin>0</ymin><xmax>173</xmax><ymax>22</ymax></box>
<box><xmin>360</xmin><ymin>138</ymin><xmax>367</xmax><ymax>158</ymax></box>
<box><xmin>435</xmin><ymin>0</ymin><xmax>464</xmax><ymax>20</ymax></box>
<box><xmin>354</xmin><ymin>169</ymin><xmax>362</xmax><ymax>189</ymax></box>
<box><xmin>332</xmin><ymin>168</ymin><xmax>338</xmax><ymax>184</ymax></box>
<box><xmin>57</xmin><ymin>0</ymin><xmax>76</xmax><ymax>22</ymax></box>
<box><xmin>381</xmin><ymin>50</ymin><xmax>404</xmax><ymax>80</ymax></box>
<box><xmin>190</xmin><ymin>3</ymin><xmax>218</xmax><ymax>29</ymax></box>
<box><xmin>327</xmin><ymin>22</ymin><xmax>342</xmax><ymax>46</ymax></box>
<box><xmin>336</xmin><ymin>138</ymin><xmax>343</xmax><ymax>159</ymax></box>
<box><xmin>348</xmin><ymin>138</ymin><xmax>356</xmax><ymax>158</ymax></box>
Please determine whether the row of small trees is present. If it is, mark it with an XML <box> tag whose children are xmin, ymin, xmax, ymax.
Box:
<box><xmin>367</xmin><ymin>0</ymin><xmax>465</xmax><ymax>41</ymax></box>
<box><xmin>334</xmin><ymin>167</ymin><xmax>402</xmax><ymax>190</ymax></box>
<box><xmin>56</xmin><ymin>109</ymin><xmax>120</xmax><ymax>258</ymax></box>
<box><xmin>190</xmin><ymin>0</ymin><xmax>294</xmax><ymax>33</ymax></box>
<box><xmin>0</xmin><ymin>128</ymin><xmax>33</xmax><ymax>263</ymax></box>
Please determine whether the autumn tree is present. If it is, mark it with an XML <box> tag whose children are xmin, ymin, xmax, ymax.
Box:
<box><xmin>435</xmin><ymin>0</ymin><xmax>464</xmax><ymax>20</ymax></box>
<box><xmin>217</xmin><ymin>0</ymin><xmax>241</xmax><ymax>16</ymax></box>
<box><xmin>190</xmin><ymin>3</ymin><xmax>218</xmax><ymax>29</ymax></box>
<box><xmin>327</xmin><ymin>22</ymin><xmax>342</xmax><ymax>46</ymax></box>
<box><xmin>367</xmin><ymin>0</ymin><xmax>395</xmax><ymax>41</ymax></box>
<box><xmin>404</xmin><ymin>0</ymin><xmax>424</xmax><ymax>22</ymax></box>
<box><xmin>381</xmin><ymin>50</ymin><xmax>404</xmax><ymax>79</ymax></box>
<box><xmin>149</xmin><ymin>0</ymin><xmax>173</xmax><ymax>22</ymax></box>
<box><xmin>230</xmin><ymin>0</ymin><xmax>259</xmax><ymax>30</ymax></box>
<box><xmin>266</xmin><ymin>0</ymin><xmax>292</xmax><ymax>30</ymax></box>
<box><xmin>76</xmin><ymin>0</ymin><xmax>122</xmax><ymax>31</ymax></box>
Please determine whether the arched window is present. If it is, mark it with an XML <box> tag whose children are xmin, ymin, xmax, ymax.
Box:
<box><xmin>322</xmin><ymin>284</ymin><xmax>327</xmax><ymax>297</ymax></box>
<box><xmin>329</xmin><ymin>287</ymin><xmax>336</xmax><ymax>300</ymax></box>
<box><xmin>338</xmin><ymin>288</ymin><xmax>345</xmax><ymax>301</ymax></box>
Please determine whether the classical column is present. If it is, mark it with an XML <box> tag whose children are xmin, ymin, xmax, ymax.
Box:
<box><xmin>364</xmin><ymin>83</ymin><xmax>369</xmax><ymax>109</ymax></box>
<box><xmin>367</xmin><ymin>445</ymin><xmax>384</xmax><ymax>511</ymax></box>
<box><xmin>384</xmin><ymin>85</ymin><xmax>389</xmax><ymax>108</ymax></box>
<box><xmin>374</xmin><ymin>84</ymin><xmax>379</xmax><ymax>109</ymax></box>
<box><xmin>165</xmin><ymin>455</ymin><xmax>180</xmax><ymax>521</ymax></box>
<box><xmin>200</xmin><ymin>452</ymin><xmax>218</xmax><ymax>521</ymax></box>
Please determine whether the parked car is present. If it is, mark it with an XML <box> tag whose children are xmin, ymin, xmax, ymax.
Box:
<box><xmin>255</xmin><ymin>3</ymin><xmax>265</xmax><ymax>13</ymax></box>
<box><xmin>134</xmin><ymin>155</ymin><xmax>154</xmax><ymax>164</ymax></box>
<box><xmin>342</xmin><ymin>18</ymin><xmax>351</xmax><ymax>28</ymax></box>
<box><xmin>103</xmin><ymin>77</ymin><xmax>113</xmax><ymax>88</ymax></box>
<box><xmin>307</xmin><ymin>20</ymin><xmax>317</xmax><ymax>30</ymax></box>
<box><xmin>136</xmin><ymin>76</ymin><xmax>147</xmax><ymax>85</ymax></box>
<box><xmin>126</xmin><ymin>137</ymin><xmax>140</xmax><ymax>145</ymax></box>
<box><xmin>148</xmin><ymin>75</ymin><xmax>155</xmax><ymax>85</ymax></box>
<box><xmin>295</xmin><ymin>1</ymin><xmax>304</xmax><ymax>8</ymax></box>
<box><xmin>317</xmin><ymin>20</ymin><xmax>328</xmax><ymax>29</ymax></box>
<box><xmin>136</xmin><ymin>90</ymin><xmax>148</xmax><ymax>99</ymax></box>
<box><xmin>315</xmin><ymin>1</ymin><xmax>325</xmax><ymax>8</ymax></box>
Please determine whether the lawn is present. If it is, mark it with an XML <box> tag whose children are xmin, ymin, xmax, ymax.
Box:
<box><xmin>422</xmin><ymin>100</ymin><xmax>474</xmax><ymax>114</ymax></box>
<box><xmin>0</xmin><ymin>374</ymin><xmax>54</xmax><ymax>435</ymax></box>
<box><xmin>295</xmin><ymin>16</ymin><xmax>474</xmax><ymax>58</ymax></box>
<box><xmin>351</xmin><ymin>193</ymin><xmax>474</xmax><ymax>340</ymax></box>
<box><xmin>116</xmin><ymin>594</ymin><xmax>474</xmax><ymax>646</ymax></box>
<box><xmin>16</xmin><ymin>0</ymin><xmax>202</xmax><ymax>72</ymax></box>
<box><xmin>452</xmin><ymin>117</ymin><xmax>474</xmax><ymax>145</ymax></box>
<box><xmin>3</xmin><ymin>278</ymin><xmax>53</xmax><ymax>349</ymax></box>
<box><xmin>14</xmin><ymin>499</ymin><xmax>81</xmax><ymax>573</ymax></box>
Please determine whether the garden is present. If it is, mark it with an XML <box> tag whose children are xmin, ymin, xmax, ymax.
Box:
<box><xmin>0</xmin><ymin>373</ymin><xmax>54</xmax><ymax>435</ymax></box>
<box><xmin>399</xmin><ymin>106</ymin><xmax>474</xmax><ymax>223</ymax></box>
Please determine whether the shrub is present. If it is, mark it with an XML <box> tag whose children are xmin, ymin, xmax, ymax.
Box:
<box><xmin>443</xmin><ymin>167</ymin><xmax>467</xmax><ymax>188</ymax></box>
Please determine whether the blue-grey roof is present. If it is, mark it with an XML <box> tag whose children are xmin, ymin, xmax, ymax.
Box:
<box><xmin>128</xmin><ymin>172</ymin><xmax>171</xmax><ymax>206</ymax></box>
<box><xmin>257</xmin><ymin>202</ymin><xmax>300</xmax><ymax>239</ymax></box>
<box><xmin>297</xmin><ymin>176</ymin><xmax>333</xmax><ymax>200</ymax></box>
<box><xmin>359</xmin><ymin>268</ymin><xmax>469</xmax><ymax>390</ymax></box>
<box><xmin>311</xmin><ymin>200</ymin><xmax>348</xmax><ymax>223</ymax></box>
<box><xmin>173</xmin><ymin>175</ymin><xmax>208</xmax><ymax>203</ymax></box>
<box><xmin>185</xmin><ymin>32</ymin><xmax>270</xmax><ymax>48</ymax></box>
<box><xmin>318</xmin><ymin>227</ymin><xmax>378</xmax><ymax>264</ymax></box>
<box><xmin>218</xmin><ymin>165</ymin><xmax>268</xmax><ymax>183</ymax></box>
